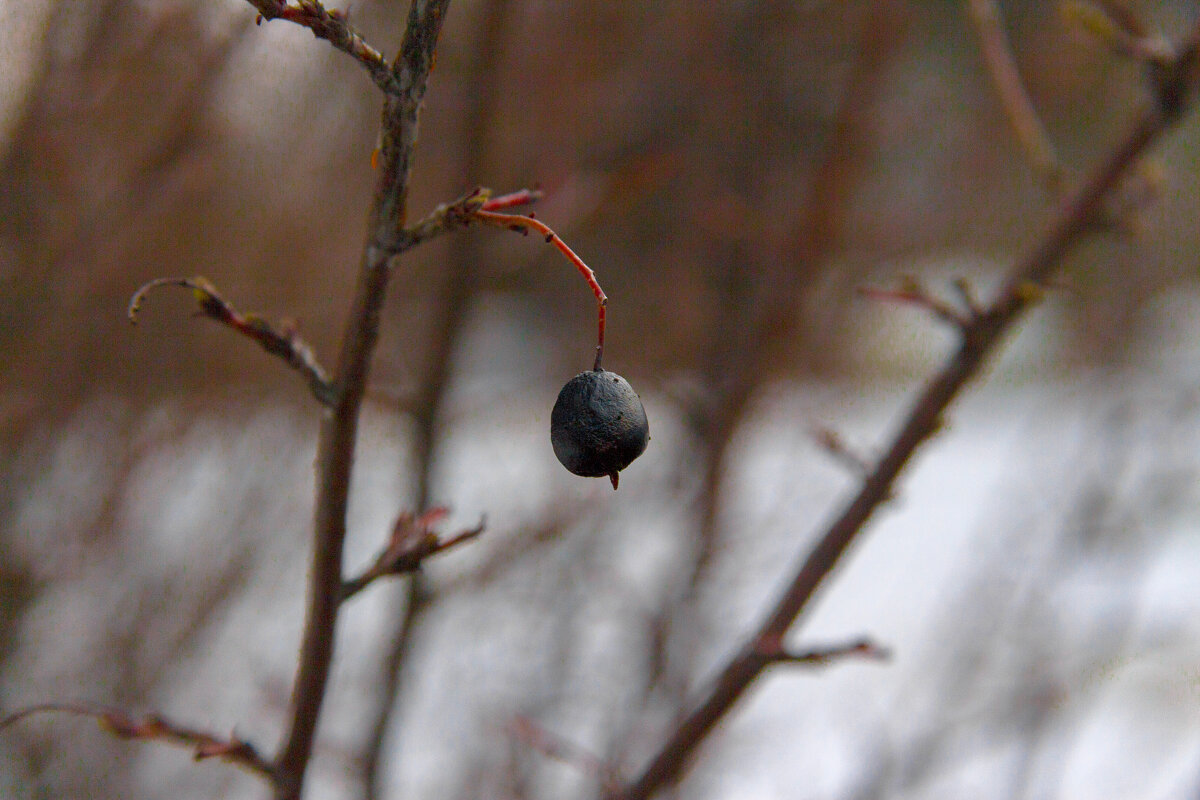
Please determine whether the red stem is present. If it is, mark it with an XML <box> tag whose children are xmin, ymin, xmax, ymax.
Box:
<box><xmin>472</xmin><ymin>209</ymin><xmax>608</xmax><ymax>369</ymax></box>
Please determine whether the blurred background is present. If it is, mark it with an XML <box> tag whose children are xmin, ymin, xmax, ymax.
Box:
<box><xmin>4</xmin><ymin>0</ymin><xmax>1200</xmax><ymax>798</ymax></box>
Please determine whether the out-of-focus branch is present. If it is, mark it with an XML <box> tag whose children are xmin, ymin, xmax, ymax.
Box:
<box><xmin>271</xmin><ymin>2</ymin><xmax>451</xmax><ymax>799</ymax></box>
<box><xmin>967</xmin><ymin>0</ymin><xmax>1063</xmax><ymax>191</ymax></box>
<box><xmin>0</xmin><ymin>703</ymin><xmax>273</xmax><ymax>778</ymax></box>
<box><xmin>1063</xmin><ymin>1</ymin><xmax>1175</xmax><ymax>63</ymax></box>
<box><xmin>754</xmin><ymin>635</ymin><xmax>891</xmax><ymax>667</ymax></box>
<box><xmin>128</xmin><ymin>276</ymin><xmax>335</xmax><ymax>406</ymax></box>
<box><xmin>246</xmin><ymin>0</ymin><xmax>398</xmax><ymax>94</ymax></box>
<box><xmin>508</xmin><ymin>715</ymin><xmax>620</xmax><ymax>794</ymax></box>
<box><xmin>361</xmin><ymin>5</ymin><xmax>516</xmax><ymax>793</ymax></box>
<box><xmin>612</xmin><ymin>20</ymin><xmax>1200</xmax><ymax>800</ymax></box>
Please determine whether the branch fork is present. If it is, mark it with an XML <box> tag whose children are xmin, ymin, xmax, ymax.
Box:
<box><xmin>858</xmin><ymin>276</ymin><xmax>980</xmax><ymax>330</ymax></box>
<box><xmin>340</xmin><ymin>508</ymin><xmax>485</xmax><ymax>602</ymax></box>
<box><xmin>247</xmin><ymin>0</ymin><xmax>398</xmax><ymax>94</ymax></box>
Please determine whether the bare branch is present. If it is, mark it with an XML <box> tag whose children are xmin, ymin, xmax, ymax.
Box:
<box><xmin>394</xmin><ymin>186</ymin><xmax>543</xmax><ymax>252</ymax></box>
<box><xmin>611</xmin><ymin>17</ymin><xmax>1200</xmax><ymax>800</ymax></box>
<box><xmin>128</xmin><ymin>276</ymin><xmax>335</xmax><ymax>406</ymax></box>
<box><xmin>1</xmin><ymin>703</ymin><xmax>273</xmax><ymax>778</ymax></box>
<box><xmin>340</xmin><ymin>510</ymin><xmax>485</xmax><ymax>602</ymax></box>
<box><xmin>1062</xmin><ymin>1</ymin><xmax>1175</xmax><ymax>64</ymax></box>
<box><xmin>857</xmin><ymin>279</ymin><xmax>973</xmax><ymax>329</ymax></box>
<box><xmin>244</xmin><ymin>0</ymin><xmax>398</xmax><ymax>94</ymax></box>
<box><xmin>967</xmin><ymin>0</ymin><xmax>1063</xmax><ymax>191</ymax></box>
<box><xmin>754</xmin><ymin>636</ymin><xmax>892</xmax><ymax>667</ymax></box>
<box><xmin>271</xmin><ymin>3</ymin><xmax>452</xmax><ymax>799</ymax></box>
<box><xmin>810</xmin><ymin>425</ymin><xmax>872</xmax><ymax>476</ymax></box>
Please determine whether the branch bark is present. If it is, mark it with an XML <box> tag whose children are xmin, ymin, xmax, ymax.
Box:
<box><xmin>270</xmin><ymin>2</ymin><xmax>452</xmax><ymax>798</ymax></box>
<box><xmin>612</xmin><ymin>20</ymin><xmax>1200</xmax><ymax>800</ymax></box>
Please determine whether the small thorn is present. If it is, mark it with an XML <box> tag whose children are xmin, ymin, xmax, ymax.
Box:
<box><xmin>609</xmin><ymin>473</ymin><xmax>619</xmax><ymax>490</ymax></box>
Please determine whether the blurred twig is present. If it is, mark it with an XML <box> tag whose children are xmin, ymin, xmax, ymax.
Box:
<box><xmin>967</xmin><ymin>0</ymin><xmax>1064</xmax><ymax>191</ymax></box>
<box><xmin>508</xmin><ymin>715</ymin><xmax>621</xmax><ymax>794</ymax></box>
<box><xmin>1063</xmin><ymin>1</ymin><xmax>1174</xmax><ymax>63</ymax></box>
<box><xmin>755</xmin><ymin>635</ymin><xmax>891</xmax><ymax>667</ymax></box>
<box><xmin>0</xmin><ymin>703</ymin><xmax>273</xmax><ymax>778</ymax></box>
<box><xmin>612</xmin><ymin>17</ymin><xmax>1200</xmax><ymax>800</ymax></box>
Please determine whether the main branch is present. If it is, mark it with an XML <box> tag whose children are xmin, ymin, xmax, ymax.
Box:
<box><xmin>270</xmin><ymin>2</ymin><xmax>451</xmax><ymax>799</ymax></box>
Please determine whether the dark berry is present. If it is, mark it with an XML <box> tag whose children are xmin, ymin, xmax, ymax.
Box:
<box><xmin>550</xmin><ymin>369</ymin><xmax>649</xmax><ymax>489</ymax></box>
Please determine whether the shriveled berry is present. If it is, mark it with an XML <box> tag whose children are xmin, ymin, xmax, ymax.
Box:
<box><xmin>551</xmin><ymin>369</ymin><xmax>649</xmax><ymax>489</ymax></box>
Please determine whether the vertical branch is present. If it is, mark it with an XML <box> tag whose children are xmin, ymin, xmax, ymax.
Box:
<box><xmin>360</xmin><ymin>3</ymin><xmax>515</xmax><ymax>797</ymax></box>
<box><xmin>272</xmin><ymin>3</ymin><xmax>452</xmax><ymax>799</ymax></box>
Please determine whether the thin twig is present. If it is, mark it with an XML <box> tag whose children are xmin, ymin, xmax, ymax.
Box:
<box><xmin>395</xmin><ymin>186</ymin><xmax>543</xmax><ymax>252</ymax></box>
<box><xmin>857</xmin><ymin>281</ymin><xmax>972</xmax><ymax>329</ymax></box>
<box><xmin>0</xmin><ymin>703</ymin><xmax>273</xmax><ymax>778</ymax></box>
<box><xmin>611</xmin><ymin>20</ymin><xmax>1200</xmax><ymax>800</ymax></box>
<box><xmin>270</xmin><ymin>2</ymin><xmax>452</xmax><ymax>799</ymax></box>
<box><xmin>340</xmin><ymin>513</ymin><xmax>485</xmax><ymax>602</ymax></box>
<box><xmin>1063</xmin><ymin>1</ymin><xmax>1175</xmax><ymax>63</ymax></box>
<box><xmin>967</xmin><ymin>0</ymin><xmax>1063</xmax><ymax>191</ymax></box>
<box><xmin>128</xmin><ymin>276</ymin><xmax>335</xmax><ymax>406</ymax></box>
<box><xmin>509</xmin><ymin>715</ymin><xmax>622</xmax><ymax>794</ymax></box>
<box><xmin>810</xmin><ymin>425</ymin><xmax>872</xmax><ymax>476</ymax></box>
<box><xmin>245</xmin><ymin>0</ymin><xmax>398</xmax><ymax>94</ymax></box>
<box><xmin>471</xmin><ymin>209</ymin><xmax>608</xmax><ymax>370</ymax></box>
<box><xmin>754</xmin><ymin>635</ymin><xmax>891</xmax><ymax>667</ymax></box>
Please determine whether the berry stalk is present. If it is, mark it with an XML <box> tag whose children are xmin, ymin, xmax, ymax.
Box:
<box><xmin>472</xmin><ymin>209</ymin><xmax>608</xmax><ymax>369</ymax></box>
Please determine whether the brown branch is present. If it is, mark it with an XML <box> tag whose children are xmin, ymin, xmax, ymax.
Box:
<box><xmin>270</xmin><ymin>2</ymin><xmax>452</xmax><ymax>799</ymax></box>
<box><xmin>810</xmin><ymin>425</ymin><xmax>872</xmax><ymax>477</ymax></box>
<box><xmin>967</xmin><ymin>0</ymin><xmax>1063</xmax><ymax>191</ymax></box>
<box><xmin>245</xmin><ymin>0</ymin><xmax>398</xmax><ymax>94</ymax></box>
<box><xmin>611</xmin><ymin>20</ymin><xmax>1200</xmax><ymax>800</ymax></box>
<box><xmin>340</xmin><ymin>510</ymin><xmax>485</xmax><ymax>602</ymax></box>
<box><xmin>128</xmin><ymin>276</ymin><xmax>335</xmax><ymax>406</ymax></box>
<box><xmin>857</xmin><ymin>279</ymin><xmax>972</xmax><ymax>329</ymax></box>
<box><xmin>0</xmin><ymin>703</ymin><xmax>273</xmax><ymax>778</ymax></box>
<box><xmin>754</xmin><ymin>635</ymin><xmax>891</xmax><ymax>667</ymax></box>
<box><xmin>1063</xmin><ymin>1</ymin><xmax>1175</xmax><ymax>63</ymax></box>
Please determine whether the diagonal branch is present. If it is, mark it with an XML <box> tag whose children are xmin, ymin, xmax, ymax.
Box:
<box><xmin>339</xmin><ymin>509</ymin><xmax>485</xmax><ymax>602</ymax></box>
<box><xmin>245</xmin><ymin>0</ymin><xmax>398</xmax><ymax>94</ymax></box>
<box><xmin>967</xmin><ymin>0</ymin><xmax>1063</xmax><ymax>190</ymax></box>
<box><xmin>611</xmin><ymin>19</ymin><xmax>1200</xmax><ymax>800</ymax></box>
<box><xmin>128</xmin><ymin>276</ymin><xmax>335</xmax><ymax>406</ymax></box>
<box><xmin>0</xmin><ymin>703</ymin><xmax>273</xmax><ymax>778</ymax></box>
<box><xmin>270</xmin><ymin>2</ymin><xmax>452</xmax><ymax>799</ymax></box>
